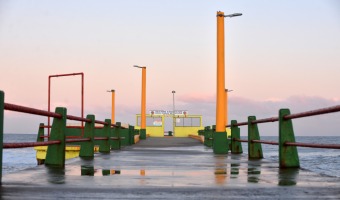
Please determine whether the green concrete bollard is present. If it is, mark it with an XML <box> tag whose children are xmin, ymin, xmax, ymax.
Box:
<box><xmin>204</xmin><ymin>126</ymin><xmax>213</xmax><ymax>147</ymax></box>
<box><xmin>231</xmin><ymin>120</ymin><xmax>243</xmax><ymax>154</ymax></box>
<box><xmin>279</xmin><ymin>109</ymin><xmax>300</xmax><ymax>168</ymax></box>
<box><xmin>99</xmin><ymin>119</ymin><xmax>111</xmax><ymax>153</ymax></box>
<box><xmin>120</xmin><ymin>126</ymin><xmax>130</xmax><ymax>146</ymax></box>
<box><xmin>248</xmin><ymin>116</ymin><xmax>263</xmax><ymax>159</ymax></box>
<box><xmin>168</xmin><ymin>131</ymin><xmax>173</xmax><ymax>136</ymax></box>
<box><xmin>129</xmin><ymin>125</ymin><xmax>135</xmax><ymax>145</ymax></box>
<box><xmin>36</xmin><ymin>123</ymin><xmax>45</xmax><ymax>142</ymax></box>
<box><xmin>45</xmin><ymin>107</ymin><xmax>67</xmax><ymax>167</ymax></box>
<box><xmin>80</xmin><ymin>115</ymin><xmax>95</xmax><ymax>157</ymax></box>
<box><xmin>0</xmin><ymin>91</ymin><xmax>4</xmax><ymax>184</ymax></box>
<box><xmin>111</xmin><ymin>122</ymin><xmax>121</xmax><ymax>150</ymax></box>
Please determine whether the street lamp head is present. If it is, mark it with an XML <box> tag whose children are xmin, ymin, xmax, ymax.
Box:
<box><xmin>172</xmin><ymin>91</ymin><xmax>176</xmax><ymax>94</ymax></box>
<box><xmin>225</xmin><ymin>89</ymin><xmax>234</xmax><ymax>92</ymax></box>
<box><xmin>133</xmin><ymin>65</ymin><xmax>143</xmax><ymax>68</ymax></box>
<box><xmin>224</xmin><ymin>13</ymin><xmax>242</xmax><ymax>18</ymax></box>
<box><xmin>107</xmin><ymin>89</ymin><xmax>115</xmax><ymax>92</ymax></box>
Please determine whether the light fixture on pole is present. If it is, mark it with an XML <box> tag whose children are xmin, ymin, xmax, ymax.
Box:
<box><xmin>172</xmin><ymin>90</ymin><xmax>176</xmax><ymax>136</ymax></box>
<box><xmin>215</xmin><ymin>11</ymin><xmax>242</xmax><ymax>154</ymax></box>
<box><xmin>133</xmin><ymin>65</ymin><xmax>147</xmax><ymax>139</ymax></box>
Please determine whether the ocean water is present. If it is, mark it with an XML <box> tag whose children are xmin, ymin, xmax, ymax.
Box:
<box><xmin>2</xmin><ymin>134</ymin><xmax>340</xmax><ymax>178</ymax></box>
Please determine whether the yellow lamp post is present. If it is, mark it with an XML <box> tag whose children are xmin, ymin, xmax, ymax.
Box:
<box><xmin>133</xmin><ymin>65</ymin><xmax>147</xmax><ymax>139</ymax></box>
<box><xmin>107</xmin><ymin>90</ymin><xmax>115</xmax><ymax>124</ymax></box>
<box><xmin>215</xmin><ymin>11</ymin><xmax>242</xmax><ymax>154</ymax></box>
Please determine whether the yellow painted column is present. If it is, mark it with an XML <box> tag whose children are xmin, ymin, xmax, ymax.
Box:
<box><xmin>225</xmin><ymin>89</ymin><xmax>228</xmax><ymax>126</ymax></box>
<box><xmin>141</xmin><ymin>67</ymin><xmax>146</xmax><ymax>130</ymax></box>
<box><xmin>216</xmin><ymin>11</ymin><xmax>226</xmax><ymax>132</ymax></box>
<box><xmin>111</xmin><ymin>90</ymin><xmax>115</xmax><ymax>124</ymax></box>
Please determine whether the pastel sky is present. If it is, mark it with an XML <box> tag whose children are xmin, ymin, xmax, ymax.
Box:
<box><xmin>1</xmin><ymin>0</ymin><xmax>339</xmax><ymax>135</ymax></box>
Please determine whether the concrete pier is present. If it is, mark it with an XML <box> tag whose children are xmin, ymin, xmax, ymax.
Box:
<box><xmin>1</xmin><ymin>138</ymin><xmax>340</xmax><ymax>199</ymax></box>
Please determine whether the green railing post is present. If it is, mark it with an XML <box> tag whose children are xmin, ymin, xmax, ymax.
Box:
<box><xmin>45</xmin><ymin>107</ymin><xmax>67</xmax><ymax>167</ymax></box>
<box><xmin>129</xmin><ymin>125</ymin><xmax>134</xmax><ymax>145</ymax></box>
<box><xmin>0</xmin><ymin>91</ymin><xmax>4</xmax><ymax>184</ymax></box>
<box><xmin>248</xmin><ymin>116</ymin><xmax>263</xmax><ymax>159</ymax></box>
<box><xmin>111</xmin><ymin>122</ymin><xmax>121</xmax><ymax>150</ymax></box>
<box><xmin>279</xmin><ymin>109</ymin><xmax>300</xmax><ymax>168</ymax></box>
<box><xmin>80</xmin><ymin>115</ymin><xmax>95</xmax><ymax>157</ymax></box>
<box><xmin>99</xmin><ymin>119</ymin><xmax>111</xmax><ymax>153</ymax></box>
<box><xmin>36</xmin><ymin>123</ymin><xmax>45</xmax><ymax>142</ymax></box>
<box><xmin>231</xmin><ymin>120</ymin><xmax>243</xmax><ymax>154</ymax></box>
<box><xmin>204</xmin><ymin>126</ymin><xmax>212</xmax><ymax>147</ymax></box>
<box><xmin>120</xmin><ymin>125</ymin><xmax>129</xmax><ymax>146</ymax></box>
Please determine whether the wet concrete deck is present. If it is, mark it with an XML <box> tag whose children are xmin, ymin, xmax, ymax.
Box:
<box><xmin>1</xmin><ymin>137</ymin><xmax>340</xmax><ymax>199</ymax></box>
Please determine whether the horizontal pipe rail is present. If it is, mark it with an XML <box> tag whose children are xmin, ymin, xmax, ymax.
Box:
<box><xmin>94</xmin><ymin>120</ymin><xmax>108</xmax><ymax>125</ymax></box>
<box><xmin>285</xmin><ymin>142</ymin><xmax>340</xmax><ymax>149</ymax></box>
<box><xmin>284</xmin><ymin>105</ymin><xmax>340</xmax><ymax>120</ymax></box>
<box><xmin>227</xmin><ymin>105</ymin><xmax>340</xmax><ymax>127</ymax></box>
<box><xmin>233</xmin><ymin>138</ymin><xmax>248</xmax><ymax>143</ymax></box>
<box><xmin>67</xmin><ymin>115</ymin><xmax>91</xmax><ymax>123</ymax></box>
<box><xmin>251</xmin><ymin>117</ymin><xmax>279</xmax><ymax>124</ymax></box>
<box><xmin>49</xmin><ymin>72</ymin><xmax>84</xmax><ymax>78</ymax></box>
<box><xmin>94</xmin><ymin>137</ymin><xmax>109</xmax><ymax>140</ymax></box>
<box><xmin>251</xmin><ymin>139</ymin><xmax>279</xmax><ymax>145</ymax></box>
<box><xmin>4</xmin><ymin>103</ymin><xmax>62</xmax><ymax>119</ymax></box>
<box><xmin>66</xmin><ymin>138</ymin><xmax>91</xmax><ymax>143</ymax></box>
<box><xmin>3</xmin><ymin>140</ymin><xmax>61</xmax><ymax>148</ymax></box>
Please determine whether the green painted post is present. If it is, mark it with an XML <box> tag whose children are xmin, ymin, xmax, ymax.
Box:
<box><xmin>279</xmin><ymin>109</ymin><xmax>300</xmax><ymax>168</ymax></box>
<box><xmin>0</xmin><ymin>91</ymin><xmax>4</xmax><ymax>184</ymax></box>
<box><xmin>80</xmin><ymin>115</ymin><xmax>95</xmax><ymax>157</ymax></box>
<box><xmin>248</xmin><ymin>116</ymin><xmax>263</xmax><ymax>159</ymax></box>
<box><xmin>204</xmin><ymin>126</ymin><xmax>212</xmax><ymax>147</ymax></box>
<box><xmin>129</xmin><ymin>125</ymin><xmax>134</xmax><ymax>145</ymax></box>
<box><xmin>111</xmin><ymin>122</ymin><xmax>121</xmax><ymax>150</ymax></box>
<box><xmin>213</xmin><ymin>125</ymin><xmax>229</xmax><ymax>154</ymax></box>
<box><xmin>120</xmin><ymin>126</ymin><xmax>130</xmax><ymax>146</ymax></box>
<box><xmin>45</xmin><ymin>107</ymin><xmax>67</xmax><ymax>167</ymax></box>
<box><xmin>99</xmin><ymin>119</ymin><xmax>111</xmax><ymax>153</ymax></box>
<box><xmin>36</xmin><ymin>123</ymin><xmax>45</xmax><ymax>142</ymax></box>
<box><xmin>231</xmin><ymin>120</ymin><xmax>243</xmax><ymax>154</ymax></box>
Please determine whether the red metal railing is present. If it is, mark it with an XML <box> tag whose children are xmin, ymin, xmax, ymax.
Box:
<box><xmin>3</xmin><ymin>140</ymin><xmax>61</xmax><ymax>148</ymax></box>
<box><xmin>3</xmin><ymin>101</ymin><xmax>128</xmax><ymax>148</ymax></box>
<box><xmin>48</xmin><ymin>72</ymin><xmax>84</xmax><ymax>136</ymax></box>
<box><xmin>229</xmin><ymin>105</ymin><xmax>340</xmax><ymax>150</ymax></box>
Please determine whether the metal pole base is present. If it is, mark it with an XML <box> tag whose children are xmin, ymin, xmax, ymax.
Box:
<box><xmin>140</xmin><ymin>129</ymin><xmax>146</xmax><ymax>140</ymax></box>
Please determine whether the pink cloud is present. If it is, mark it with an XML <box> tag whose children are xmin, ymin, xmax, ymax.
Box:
<box><xmin>177</xmin><ymin>93</ymin><xmax>215</xmax><ymax>104</ymax></box>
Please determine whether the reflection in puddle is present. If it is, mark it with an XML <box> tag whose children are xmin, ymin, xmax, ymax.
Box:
<box><xmin>231</xmin><ymin>163</ymin><xmax>240</xmax><ymax>177</ymax></box>
<box><xmin>45</xmin><ymin>166</ymin><xmax>65</xmax><ymax>184</ymax></box>
<box><xmin>80</xmin><ymin>165</ymin><xmax>121</xmax><ymax>176</ymax></box>
<box><xmin>214</xmin><ymin>168</ymin><xmax>227</xmax><ymax>185</ymax></box>
<box><xmin>247</xmin><ymin>167</ymin><xmax>261</xmax><ymax>183</ymax></box>
<box><xmin>278</xmin><ymin>168</ymin><xmax>299</xmax><ymax>186</ymax></box>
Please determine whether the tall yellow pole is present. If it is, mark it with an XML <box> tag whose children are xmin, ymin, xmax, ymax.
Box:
<box><xmin>225</xmin><ymin>89</ymin><xmax>228</xmax><ymax>126</ymax></box>
<box><xmin>137</xmin><ymin>66</ymin><xmax>147</xmax><ymax>139</ymax></box>
<box><xmin>214</xmin><ymin>11</ymin><xmax>228</xmax><ymax>154</ymax></box>
<box><xmin>111</xmin><ymin>90</ymin><xmax>115</xmax><ymax>124</ymax></box>
<box><xmin>141</xmin><ymin>67</ymin><xmax>146</xmax><ymax>130</ymax></box>
<box><xmin>216</xmin><ymin>11</ymin><xmax>226</xmax><ymax>132</ymax></box>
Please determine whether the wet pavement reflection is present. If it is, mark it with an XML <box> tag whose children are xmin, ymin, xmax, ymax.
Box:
<box><xmin>2</xmin><ymin>137</ymin><xmax>340</xmax><ymax>196</ymax></box>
